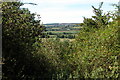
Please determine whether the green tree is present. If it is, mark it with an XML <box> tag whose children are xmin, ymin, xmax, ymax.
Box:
<box><xmin>82</xmin><ymin>2</ymin><xmax>111</xmax><ymax>28</ymax></box>
<box><xmin>2</xmin><ymin>1</ymin><xmax>44</xmax><ymax>79</ymax></box>
<box><xmin>73</xmin><ymin>2</ymin><xmax>120</xmax><ymax>79</ymax></box>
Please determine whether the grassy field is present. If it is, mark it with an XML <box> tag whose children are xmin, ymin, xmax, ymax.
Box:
<box><xmin>72</xmin><ymin>27</ymin><xmax>83</xmax><ymax>28</ymax></box>
<box><xmin>45</xmin><ymin>30</ymin><xmax>80</xmax><ymax>34</ymax></box>
<box><xmin>59</xmin><ymin>38</ymin><xmax>75</xmax><ymax>42</ymax></box>
<box><xmin>51</xmin><ymin>27</ymin><xmax>61</xmax><ymax>29</ymax></box>
<box><xmin>41</xmin><ymin>38</ymin><xmax>75</xmax><ymax>42</ymax></box>
<box><xmin>44</xmin><ymin>24</ymin><xmax>80</xmax><ymax>39</ymax></box>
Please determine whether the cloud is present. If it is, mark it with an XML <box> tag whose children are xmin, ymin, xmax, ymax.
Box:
<box><xmin>39</xmin><ymin>9</ymin><xmax>94</xmax><ymax>23</ymax></box>
<box><xmin>22</xmin><ymin>0</ymin><xmax>118</xmax><ymax>23</ymax></box>
<box><xmin>22</xmin><ymin>0</ymin><xmax>118</xmax><ymax>4</ymax></box>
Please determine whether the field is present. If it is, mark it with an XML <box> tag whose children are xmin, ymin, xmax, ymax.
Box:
<box><xmin>46</xmin><ymin>30</ymin><xmax>80</xmax><ymax>34</ymax></box>
<box><xmin>51</xmin><ymin>27</ymin><xmax>61</xmax><ymax>29</ymax></box>
<box><xmin>41</xmin><ymin>38</ymin><xmax>75</xmax><ymax>42</ymax></box>
<box><xmin>72</xmin><ymin>26</ymin><xmax>83</xmax><ymax>28</ymax></box>
<box><xmin>43</xmin><ymin>23</ymin><xmax>81</xmax><ymax>38</ymax></box>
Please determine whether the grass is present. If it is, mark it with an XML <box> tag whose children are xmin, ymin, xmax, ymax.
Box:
<box><xmin>45</xmin><ymin>30</ymin><xmax>80</xmax><ymax>34</ymax></box>
<box><xmin>51</xmin><ymin>28</ymin><xmax>61</xmax><ymax>29</ymax></box>
<box><xmin>72</xmin><ymin>27</ymin><xmax>83</xmax><ymax>28</ymax></box>
<box><xmin>41</xmin><ymin>38</ymin><xmax>75</xmax><ymax>42</ymax></box>
<box><xmin>60</xmin><ymin>38</ymin><xmax>75</xmax><ymax>42</ymax></box>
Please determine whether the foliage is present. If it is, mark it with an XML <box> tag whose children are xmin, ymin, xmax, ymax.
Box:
<box><xmin>37</xmin><ymin>38</ymin><xmax>77</xmax><ymax>79</ymax></box>
<box><xmin>72</xmin><ymin>2</ymin><xmax>120</xmax><ymax>79</ymax></box>
<box><xmin>2</xmin><ymin>1</ymin><xmax>120</xmax><ymax>80</ymax></box>
<box><xmin>75</xmin><ymin>23</ymin><xmax>120</xmax><ymax>79</ymax></box>
<box><xmin>82</xmin><ymin>2</ymin><xmax>111</xmax><ymax>28</ymax></box>
<box><xmin>2</xmin><ymin>2</ymin><xmax>44</xmax><ymax>79</ymax></box>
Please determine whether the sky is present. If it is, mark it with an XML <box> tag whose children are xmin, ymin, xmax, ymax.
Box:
<box><xmin>21</xmin><ymin>0</ymin><xmax>119</xmax><ymax>24</ymax></box>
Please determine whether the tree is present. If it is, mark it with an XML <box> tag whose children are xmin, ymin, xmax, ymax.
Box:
<box><xmin>74</xmin><ymin>2</ymin><xmax>120</xmax><ymax>79</ymax></box>
<box><xmin>2</xmin><ymin>1</ymin><xmax>44</xmax><ymax>79</ymax></box>
<box><xmin>82</xmin><ymin>2</ymin><xmax>111</xmax><ymax>29</ymax></box>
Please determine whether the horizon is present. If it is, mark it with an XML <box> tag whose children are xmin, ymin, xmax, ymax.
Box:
<box><xmin>43</xmin><ymin>22</ymin><xmax>81</xmax><ymax>24</ymax></box>
<box><xmin>21</xmin><ymin>0</ymin><xmax>119</xmax><ymax>24</ymax></box>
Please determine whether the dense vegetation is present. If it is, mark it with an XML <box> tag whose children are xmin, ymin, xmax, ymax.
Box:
<box><xmin>2</xmin><ymin>1</ymin><xmax>120</xmax><ymax>80</ymax></box>
<box><xmin>2</xmin><ymin>2</ymin><xmax>45</xmax><ymax>79</ymax></box>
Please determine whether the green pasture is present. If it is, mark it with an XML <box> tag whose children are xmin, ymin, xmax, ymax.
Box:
<box><xmin>45</xmin><ymin>30</ymin><xmax>80</xmax><ymax>34</ymax></box>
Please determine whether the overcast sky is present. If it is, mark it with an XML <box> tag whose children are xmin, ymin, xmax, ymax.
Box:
<box><xmin>21</xmin><ymin>0</ymin><xmax>119</xmax><ymax>24</ymax></box>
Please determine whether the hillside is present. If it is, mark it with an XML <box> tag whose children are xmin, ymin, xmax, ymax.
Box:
<box><xmin>44</xmin><ymin>23</ymin><xmax>82</xmax><ymax>31</ymax></box>
<box><xmin>43</xmin><ymin>23</ymin><xmax>82</xmax><ymax>38</ymax></box>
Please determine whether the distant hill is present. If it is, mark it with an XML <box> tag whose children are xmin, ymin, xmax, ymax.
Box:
<box><xmin>42</xmin><ymin>23</ymin><xmax>83</xmax><ymax>38</ymax></box>
<box><xmin>44</xmin><ymin>23</ymin><xmax>80</xmax><ymax>27</ymax></box>
<box><xmin>44</xmin><ymin>23</ymin><xmax>82</xmax><ymax>31</ymax></box>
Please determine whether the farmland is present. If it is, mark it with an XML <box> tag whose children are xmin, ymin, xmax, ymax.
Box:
<box><xmin>43</xmin><ymin>23</ymin><xmax>82</xmax><ymax>38</ymax></box>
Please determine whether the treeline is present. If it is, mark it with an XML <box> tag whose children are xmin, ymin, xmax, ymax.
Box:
<box><xmin>2</xmin><ymin>1</ymin><xmax>120</xmax><ymax>80</ymax></box>
<box><xmin>43</xmin><ymin>32</ymin><xmax>76</xmax><ymax>39</ymax></box>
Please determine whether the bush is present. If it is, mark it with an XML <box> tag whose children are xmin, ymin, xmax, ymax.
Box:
<box><xmin>66</xmin><ymin>3</ymin><xmax>120</xmax><ymax>79</ymax></box>
<box><xmin>37</xmin><ymin>38</ymin><xmax>77</xmax><ymax>79</ymax></box>
<box><xmin>75</xmin><ymin>23</ymin><xmax>120</xmax><ymax>79</ymax></box>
